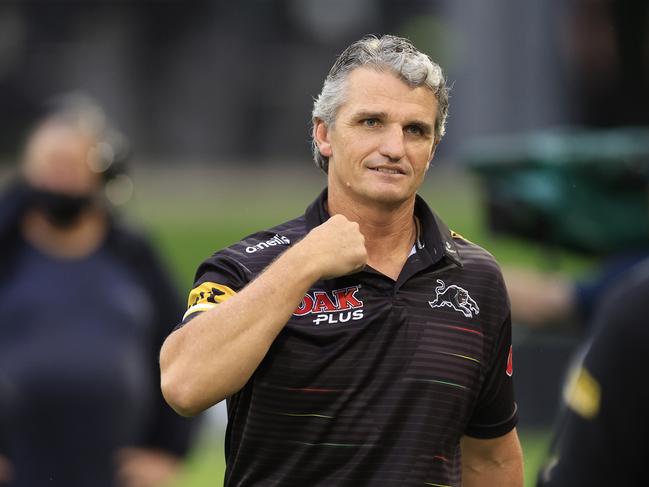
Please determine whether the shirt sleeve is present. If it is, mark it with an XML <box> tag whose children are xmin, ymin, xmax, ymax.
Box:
<box><xmin>464</xmin><ymin>312</ymin><xmax>518</xmax><ymax>439</ymax></box>
<box><xmin>179</xmin><ymin>252</ymin><xmax>250</xmax><ymax>326</ymax></box>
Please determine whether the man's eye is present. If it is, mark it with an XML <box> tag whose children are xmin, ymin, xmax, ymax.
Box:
<box><xmin>405</xmin><ymin>125</ymin><xmax>423</xmax><ymax>136</ymax></box>
<box><xmin>362</xmin><ymin>118</ymin><xmax>379</xmax><ymax>127</ymax></box>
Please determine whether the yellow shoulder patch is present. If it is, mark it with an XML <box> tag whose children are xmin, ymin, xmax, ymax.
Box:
<box><xmin>563</xmin><ymin>365</ymin><xmax>601</xmax><ymax>420</ymax></box>
<box><xmin>187</xmin><ymin>282</ymin><xmax>236</xmax><ymax>308</ymax></box>
<box><xmin>451</xmin><ymin>230</ymin><xmax>475</xmax><ymax>245</ymax></box>
<box><xmin>183</xmin><ymin>282</ymin><xmax>236</xmax><ymax>320</ymax></box>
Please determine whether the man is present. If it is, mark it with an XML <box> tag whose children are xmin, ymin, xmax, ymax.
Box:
<box><xmin>161</xmin><ymin>35</ymin><xmax>523</xmax><ymax>486</ymax></box>
<box><xmin>537</xmin><ymin>258</ymin><xmax>649</xmax><ymax>486</ymax></box>
<box><xmin>0</xmin><ymin>98</ymin><xmax>198</xmax><ymax>487</ymax></box>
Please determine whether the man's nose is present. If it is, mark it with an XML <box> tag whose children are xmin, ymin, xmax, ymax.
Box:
<box><xmin>378</xmin><ymin>125</ymin><xmax>406</xmax><ymax>162</ymax></box>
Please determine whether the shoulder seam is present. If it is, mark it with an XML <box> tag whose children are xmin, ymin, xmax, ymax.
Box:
<box><xmin>218</xmin><ymin>252</ymin><xmax>253</xmax><ymax>277</ymax></box>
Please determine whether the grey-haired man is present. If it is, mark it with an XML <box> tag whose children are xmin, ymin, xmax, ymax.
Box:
<box><xmin>161</xmin><ymin>35</ymin><xmax>523</xmax><ymax>486</ymax></box>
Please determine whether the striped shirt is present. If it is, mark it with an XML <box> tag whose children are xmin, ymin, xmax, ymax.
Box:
<box><xmin>181</xmin><ymin>188</ymin><xmax>517</xmax><ymax>487</ymax></box>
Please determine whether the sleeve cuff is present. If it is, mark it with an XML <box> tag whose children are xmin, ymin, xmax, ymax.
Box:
<box><xmin>464</xmin><ymin>403</ymin><xmax>519</xmax><ymax>439</ymax></box>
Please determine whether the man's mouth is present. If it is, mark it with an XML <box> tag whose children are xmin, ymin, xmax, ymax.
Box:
<box><xmin>370</xmin><ymin>167</ymin><xmax>403</xmax><ymax>175</ymax></box>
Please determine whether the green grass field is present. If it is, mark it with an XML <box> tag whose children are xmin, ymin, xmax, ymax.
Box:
<box><xmin>130</xmin><ymin>165</ymin><xmax>575</xmax><ymax>486</ymax></box>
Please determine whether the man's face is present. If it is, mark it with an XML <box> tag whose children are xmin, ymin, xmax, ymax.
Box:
<box><xmin>315</xmin><ymin>67</ymin><xmax>439</xmax><ymax>207</ymax></box>
<box><xmin>22</xmin><ymin>123</ymin><xmax>102</xmax><ymax>196</ymax></box>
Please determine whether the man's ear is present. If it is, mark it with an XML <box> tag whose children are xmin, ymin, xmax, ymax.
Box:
<box><xmin>313</xmin><ymin>118</ymin><xmax>333</xmax><ymax>158</ymax></box>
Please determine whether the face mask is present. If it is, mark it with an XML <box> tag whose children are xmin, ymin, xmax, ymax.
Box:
<box><xmin>28</xmin><ymin>188</ymin><xmax>94</xmax><ymax>228</ymax></box>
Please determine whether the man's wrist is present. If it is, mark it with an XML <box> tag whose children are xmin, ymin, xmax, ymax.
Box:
<box><xmin>279</xmin><ymin>239</ymin><xmax>324</xmax><ymax>284</ymax></box>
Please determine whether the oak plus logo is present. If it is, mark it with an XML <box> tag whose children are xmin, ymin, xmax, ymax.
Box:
<box><xmin>294</xmin><ymin>286</ymin><xmax>364</xmax><ymax>325</ymax></box>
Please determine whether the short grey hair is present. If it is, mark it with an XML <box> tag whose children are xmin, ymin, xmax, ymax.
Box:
<box><xmin>311</xmin><ymin>34</ymin><xmax>449</xmax><ymax>173</ymax></box>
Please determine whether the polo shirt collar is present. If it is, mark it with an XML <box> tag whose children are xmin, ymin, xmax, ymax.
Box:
<box><xmin>304</xmin><ymin>188</ymin><xmax>463</xmax><ymax>268</ymax></box>
<box><xmin>414</xmin><ymin>193</ymin><xmax>463</xmax><ymax>268</ymax></box>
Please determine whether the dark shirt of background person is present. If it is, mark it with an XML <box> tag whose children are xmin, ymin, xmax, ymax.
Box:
<box><xmin>0</xmin><ymin>96</ymin><xmax>200</xmax><ymax>487</ymax></box>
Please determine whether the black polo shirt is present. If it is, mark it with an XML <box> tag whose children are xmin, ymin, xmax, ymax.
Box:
<box><xmin>182</xmin><ymin>189</ymin><xmax>517</xmax><ymax>487</ymax></box>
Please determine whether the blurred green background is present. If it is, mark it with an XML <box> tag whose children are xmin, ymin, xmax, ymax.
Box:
<box><xmin>125</xmin><ymin>165</ymin><xmax>591</xmax><ymax>487</ymax></box>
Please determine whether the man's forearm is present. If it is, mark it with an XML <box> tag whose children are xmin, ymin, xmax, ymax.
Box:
<box><xmin>461</xmin><ymin>430</ymin><xmax>523</xmax><ymax>487</ymax></box>
<box><xmin>462</xmin><ymin>456</ymin><xmax>523</xmax><ymax>487</ymax></box>
<box><xmin>160</xmin><ymin>242</ymin><xmax>322</xmax><ymax>416</ymax></box>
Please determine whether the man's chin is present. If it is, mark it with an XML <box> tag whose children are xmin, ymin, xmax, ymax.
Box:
<box><xmin>361</xmin><ymin>187</ymin><xmax>412</xmax><ymax>207</ymax></box>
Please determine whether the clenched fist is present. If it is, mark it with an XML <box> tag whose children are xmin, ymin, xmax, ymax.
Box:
<box><xmin>297</xmin><ymin>214</ymin><xmax>367</xmax><ymax>280</ymax></box>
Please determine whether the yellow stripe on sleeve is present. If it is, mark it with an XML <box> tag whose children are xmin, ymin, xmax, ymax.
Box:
<box><xmin>183</xmin><ymin>282</ymin><xmax>237</xmax><ymax>321</ymax></box>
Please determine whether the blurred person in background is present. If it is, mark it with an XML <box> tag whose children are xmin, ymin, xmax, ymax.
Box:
<box><xmin>161</xmin><ymin>35</ymin><xmax>522</xmax><ymax>487</ymax></box>
<box><xmin>0</xmin><ymin>96</ymin><xmax>199</xmax><ymax>487</ymax></box>
<box><xmin>504</xmin><ymin>249</ymin><xmax>649</xmax><ymax>329</ymax></box>
<box><xmin>536</xmin><ymin>258</ymin><xmax>649</xmax><ymax>486</ymax></box>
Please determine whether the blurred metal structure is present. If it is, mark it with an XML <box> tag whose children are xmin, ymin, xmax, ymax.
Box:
<box><xmin>465</xmin><ymin>127</ymin><xmax>649</xmax><ymax>255</ymax></box>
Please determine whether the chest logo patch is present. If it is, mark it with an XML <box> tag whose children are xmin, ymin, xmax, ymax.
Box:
<box><xmin>429</xmin><ymin>279</ymin><xmax>480</xmax><ymax>318</ymax></box>
<box><xmin>294</xmin><ymin>286</ymin><xmax>364</xmax><ymax>325</ymax></box>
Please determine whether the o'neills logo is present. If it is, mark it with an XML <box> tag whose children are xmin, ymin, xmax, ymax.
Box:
<box><xmin>245</xmin><ymin>234</ymin><xmax>290</xmax><ymax>253</ymax></box>
<box><xmin>294</xmin><ymin>286</ymin><xmax>364</xmax><ymax>325</ymax></box>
